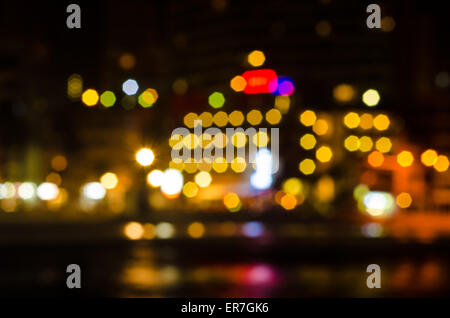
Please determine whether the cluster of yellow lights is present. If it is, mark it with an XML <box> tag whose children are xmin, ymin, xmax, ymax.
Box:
<box><xmin>170</xmin><ymin>133</ymin><xmax>227</xmax><ymax>150</ymax></box>
<box><xmin>123</xmin><ymin>222</ymin><xmax>177</xmax><ymax>240</ymax></box>
<box><xmin>343</xmin><ymin>135</ymin><xmax>379</xmax><ymax>153</ymax></box>
<box><xmin>223</xmin><ymin>192</ymin><xmax>241</xmax><ymax>212</ymax></box>
<box><xmin>298</xmin><ymin>110</ymin><xmax>330</xmax><ymax>136</ymax></box>
<box><xmin>167</xmin><ymin>157</ymin><xmax>247</xmax><ymax>174</ymax></box>
<box><xmin>299</xmin><ymin>159</ymin><xmax>316</xmax><ymax>175</ymax></box>
<box><xmin>182</xmin><ymin>109</ymin><xmax>281</xmax><ymax>128</ymax></box>
<box><xmin>419</xmin><ymin>149</ymin><xmax>449</xmax><ymax>172</ymax></box>
<box><xmin>343</xmin><ymin>112</ymin><xmax>390</xmax><ymax>131</ymax></box>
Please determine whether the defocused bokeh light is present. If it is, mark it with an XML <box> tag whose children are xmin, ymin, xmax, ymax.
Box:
<box><xmin>397</xmin><ymin>151</ymin><xmax>414</xmax><ymax>167</ymax></box>
<box><xmin>67</xmin><ymin>74</ymin><xmax>83</xmax><ymax>99</ymax></box>
<box><xmin>434</xmin><ymin>155</ymin><xmax>449</xmax><ymax>172</ymax></box>
<box><xmin>343</xmin><ymin>112</ymin><xmax>360</xmax><ymax>129</ymax></box>
<box><xmin>138</xmin><ymin>89</ymin><xmax>158</xmax><ymax>108</ymax></box>
<box><xmin>118</xmin><ymin>53</ymin><xmax>136</xmax><ymax>70</ymax></box>
<box><xmin>100</xmin><ymin>91</ymin><xmax>116</xmax><ymax>107</ymax></box>
<box><xmin>247</xmin><ymin>50</ymin><xmax>265</xmax><ymax>67</ymax></box>
<box><xmin>122</xmin><ymin>79</ymin><xmax>139</xmax><ymax>95</ymax></box>
<box><xmin>136</xmin><ymin>148</ymin><xmax>155</xmax><ymax>167</ymax></box>
<box><xmin>333</xmin><ymin>83</ymin><xmax>355</xmax><ymax>103</ymax></box>
<box><xmin>396</xmin><ymin>192</ymin><xmax>412</xmax><ymax>209</ymax></box>
<box><xmin>299</xmin><ymin>110</ymin><xmax>317</xmax><ymax>127</ymax></box>
<box><xmin>208</xmin><ymin>92</ymin><xmax>225</xmax><ymax>109</ymax></box>
<box><xmin>362</xmin><ymin>89</ymin><xmax>380</xmax><ymax>107</ymax></box>
<box><xmin>81</xmin><ymin>89</ymin><xmax>99</xmax><ymax>106</ymax></box>
<box><xmin>147</xmin><ymin>170</ymin><xmax>164</xmax><ymax>187</ymax></box>
<box><xmin>299</xmin><ymin>159</ymin><xmax>316</xmax><ymax>175</ymax></box>
<box><xmin>363</xmin><ymin>191</ymin><xmax>395</xmax><ymax>217</ymax></box>
<box><xmin>124</xmin><ymin>222</ymin><xmax>144</xmax><ymax>240</ymax></box>
<box><xmin>82</xmin><ymin>182</ymin><xmax>106</xmax><ymax>200</ymax></box>
<box><xmin>230</xmin><ymin>75</ymin><xmax>247</xmax><ymax>92</ymax></box>
<box><xmin>420</xmin><ymin>149</ymin><xmax>438</xmax><ymax>167</ymax></box>
<box><xmin>1</xmin><ymin>1</ymin><xmax>450</xmax><ymax>299</ymax></box>
<box><xmin>100</xmin><ymin>172</ymin><xmax>118</xmax><ymax>190</ymax></box>
<box><xmin>375</xmin><ymin>137</ymin><xmax>392</xmax><ymax>153</ymax></box>
<box><xmin>18</xmin><ymin>182</ymin><xmax>36</xmax><ymax>200</ymax></box>
<box><xmin>160</xmin><ymin>169</ymin><xmax>183</xmax><ymax>198</ymax></box>
<box><xmin>37</xmin><ymin>183</ymin><xmax>59</xmax><ymax>201</ymax></box>
<box><xmin>247</xmin><ymin>109</ymin><xmax>263</xmax><ymax>125</ymax></box>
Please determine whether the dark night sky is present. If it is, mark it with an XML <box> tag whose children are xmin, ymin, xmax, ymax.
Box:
<box><xmin>0</xmin><ymin>0</ymin><xmax>449</xmax><ymax>153</ymax></box>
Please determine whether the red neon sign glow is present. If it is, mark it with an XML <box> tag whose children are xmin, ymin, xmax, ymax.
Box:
<box><xmin>241</xmin><ymin>69</ymin><xmax>278</xmax><ymax>94</ymax></box>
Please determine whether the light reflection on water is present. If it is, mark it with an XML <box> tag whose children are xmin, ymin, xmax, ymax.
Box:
<box><xmin>0</xmin><ymin>241</ymin><xmax>448</xmax><ymax>297</ymax></box>
<box><xmin>117</xmin><ymin>245</ymin><xmax>450</xmax><ymax>297</ymax></box>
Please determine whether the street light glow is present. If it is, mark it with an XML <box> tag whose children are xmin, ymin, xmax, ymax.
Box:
<box><xmin>136</xmin><ymin>148</ymin><xmax>155</xmax><ymax>167</ymax></box>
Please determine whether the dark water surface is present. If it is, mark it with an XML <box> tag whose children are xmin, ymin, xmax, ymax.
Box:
<box><xmin>1</xmin><ymin>236</ymin><xmax>449</xmax><ymax>297</ymax></box>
